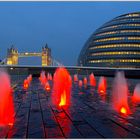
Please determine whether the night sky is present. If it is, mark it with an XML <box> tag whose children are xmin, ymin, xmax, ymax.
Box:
<box><xmin>0</xmin><ymin>1</ymin><xmax>140</xmax><ymax>66</ymax></box>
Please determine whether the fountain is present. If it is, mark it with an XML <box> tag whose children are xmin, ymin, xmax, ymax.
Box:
<box><xmin>23</xmin><ymin>74</ymin><xmax>32</xmax><ymax>90</ymax></box>
<box><xmin>69</xmin><ymin>75</ymin><xmax>72</xmax><ymax>83</ymax></box>
<box><xmin>52</xmin><ymin>67</ymin><xmax>72</xmax><ymax>107</ymax></box>
<box><xmin>74</xmin><ymin>74</ymin><xmax>78</xmax><ymax>82</ymax></box>
<box><xmin>83</xmin><ymin>77</ymin><xmax>87</xmax><ymax>85</ymax></box>
<box><xmin>27</xmin><ymin>74</ymin><xmax>32</xmax><ymax>83</ymax></box>
<box><xmin>111</xmin><ymin>71</ymin><xmax>130</xmax><ymax>115</ymax></box>
<box><xmin>49</xmin><ymin>74</ymin><xmax>53</xmax><ymax>81</ymax></box>
<box><xmin>0</xmin><ymin>70</ymin><xmax>15</xmax><ymax>126</ymax></box>
<box><xmin>79</xmin><ymin>80</ymin><xmax>83</xmax><ymax>88</ymax></box>
<box><xmin>23</xmin><ymin>79</ymin><xmax>29</xmax><ymax>90</ymax></box>
<box><xmin>98</xmin><ymin>76</ymin><xmax>107</xmax><ymax>94</ymax></box>
<box><xmin>132</xmin><ymin>83</ymin><xmax>140</xmax><ymax>103</ymax></box>
<box><xmin>89</xmin><ymin>73</ymin><xmax>96</xmax><ymax>87</ymax></box>
<box><xmin>47</xmin><ymin>73</ymin><xmax>52</xmax><ymax>81</ymax></box>
<box><xmin>45</xmin><ymin>82</ymin><xmax>51</xmax><ymax>91</ymax></box>
<box><xmin>39</xmin><ymin>71</ymin><xmax>47</xmax><ymax>85</ymax></box>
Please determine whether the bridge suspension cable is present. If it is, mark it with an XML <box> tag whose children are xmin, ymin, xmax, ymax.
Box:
<box><xmin>0</xmin><ymin>58</ymin><xmax>7</xmax><ymax>65</ymax></box>
<box><xmin>52</xmin><ymin>58</ymin><xmax>63</xmax><ymax>66</ymax></box>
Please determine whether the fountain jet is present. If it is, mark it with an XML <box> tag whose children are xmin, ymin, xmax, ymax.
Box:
<box><xmin>112</xmin><ymin>71</ymin><xmax>130</xmax><ymax>115</ymax></box>
<box><xmin>132</xmin><ymin>83</ymin><xmax>140</xmax><ymax>103</ymax></box>
<box><xmin>23</xmin><ymin>79</ymin><xmax>29</xmax><ymax>90</ymax></box>
<box><xmin>39</xmin><ymin>71</ymin><xmax>47</xmax><ymax>85</ymax></box>
<box><xmin>74</xmin><ymin>74</ymin><xmax>78</xmax><ymax>82</ymax></box>
<box><xmin>0</xmin><ymin>70</ymin><xmax>15</xmax><ymax>126</ymax></box>
<box><xmin>52</xmin><ymin>67</ymin><xmax>72</xmax><ymax>107</ymax></box>
<box><xmin>83</xmin><ymin>77</ymin><xmax>87</xmax><ymax>85</ymax></box>
<box><xmin>79</xmin><ymin>80</ymin><xmax>83</xmax><ymax>88</ymax></box>
<box><xmin>45</xmin><ymin>82</ymin><xmax>51</xmax><ymax>91</ymax></box>
<box><xmin>27</xmin><ymin>74</ymin><xmax>32</xmax><ymax>83</ymax></box>
<box><xmin>89</xmin><ymin>73</ymin><xmax>96</xmax><ymax>87</ymax></box>
<box><xmin>98</xmin><ymin>76</ymin><xmax>107</xmax><ymax>94</ymax></box>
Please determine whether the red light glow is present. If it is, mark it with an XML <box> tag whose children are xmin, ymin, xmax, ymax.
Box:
<box><xmin>27</xmin><ymin>74</ymin><xmax>32</xmax><ymax>83</ymax></box>
<box><xmin>112</xmin><ymin>71</ymin><xmax>130</xmax><ymax>115</ymax></box>
<box><xmin>47</xmin><ymin>73</ymin><xmax>53</xmax><ymax>81</ymax></box>
<box><xmin>52</xmin><ymin>67</ymin><xmax>72</xmax><ymax>107</ymax></box>
<box><xmin>89</xmin><ymin>73</ymin><xmax>96</xmax><ymax>87</ymax></box>
<box><xmin>23</xmin><ymin>79</ymin><xmax>29</xmax><ymax>90</ymax></box>
<box><xmin>8</xmin><ymin>123</ymin><xmax>14</xmax><ymax>126</ymax></box>
<box><xmin>74</xmin><ymin>74</ymin><xmax>78</xmax><ymax>82</ymax></box>
<box><xmin>100</xmin><ymin>90</ymin><xmax>105</xmax><ymax>94</ymax></box>
<box><xmin>120</xmin><ymin>106</ymin><xmax>127</xmax><ymax>115</ymax></box>
<box><xmin>132</xmin><ymin>84</ymin><xmax>140</xmax><ymax>103</ymax></box>
<box><xmin>45</xmin><ymin>82</ymin><xmax>51</xmax><ymax>91</ymax></box>
<box><xmin>79</xmin><ymin>80</ymin><xmax>83</xmax><ymax>87</ymax></box>
<box><xmin>59</xmin><ymin>90</ymin><xmax>66</xmax><ymax>107</ymax></box>
<box><xmin>83</xmin><ymin>77</ymin><xmax>87</xmax><ymax>85</ymax></box>
<box><xmin>98</xmin><ymin>76</ymin><xmax>107</xmax><ymax>95</ymax></box>
<box><xmin>0</xmin><ymin>71</ymin><xmax>15</xmax><ymax>126</ymax></box>
<box><xmin>39</xmin><ymin>71</ymin><xmax>47</xmax><ymax>85</ymax></box>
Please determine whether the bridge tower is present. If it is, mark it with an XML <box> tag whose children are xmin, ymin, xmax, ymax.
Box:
<box><xmin>42</xmin><ymin>44</ymin><xmax>52</xmax><ymax>66</ymax></box>
<box><xmin>7</xmin><ymin>45</ymin><xmax>18</xmax><ymax>65</ymax></box>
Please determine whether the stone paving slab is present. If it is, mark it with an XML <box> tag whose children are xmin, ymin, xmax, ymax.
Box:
<box><xmin>0</xmin><ymin>78</ymin><xmax>140</xmax><ymax>138</ymax></box>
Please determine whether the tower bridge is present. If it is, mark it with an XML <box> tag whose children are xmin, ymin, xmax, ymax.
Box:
<box><xmin>6</xmin><ymin>44</ymin><xmax>52</xmax><ymax>66</ymax></box>
<box><xmin>19</xmin><ymin>52</ymin><xmax>42</xmax><ymax>57</ymax></box>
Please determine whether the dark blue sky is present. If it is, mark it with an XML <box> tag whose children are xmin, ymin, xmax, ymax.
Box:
<box><xmin>0</xmin><ymin>1</ymin><xmax>140</xmax><ymax>66</ymax></box>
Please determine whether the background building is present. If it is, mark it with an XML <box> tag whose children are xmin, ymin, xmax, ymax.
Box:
<box><xmin>78</xmin><ymin>12</ymin><xmax>140</xmax><ymax>68</ymax></box>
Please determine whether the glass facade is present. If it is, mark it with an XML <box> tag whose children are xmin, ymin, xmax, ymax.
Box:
<box><xmin>78</xmin><ymin>12</ymin><xmax>140</xmax><ymax>68</ymax></box>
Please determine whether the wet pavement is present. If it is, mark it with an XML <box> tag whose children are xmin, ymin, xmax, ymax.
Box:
<box><xmin>0</xmin><ymin>77</ymin><xmax>140</xmax><ymax>138</ymax></box>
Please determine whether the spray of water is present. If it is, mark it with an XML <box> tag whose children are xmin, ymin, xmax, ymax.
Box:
<box><xmin>74</xmin><ymin>74</ymin><xmax>78</xmax><ymax>82</ymax></box>
<box><xmin>0</xmin><ymin>69</ymin><xmax>15</xmax><ymax>126</ymax></box>
<box><xmin>52</xmin><ymin>67</ymin><xmax>72</xmax><ymax>107</ymax></box>
<box><xmin>98</xmin><ymin>76</ymin><xmax>107</xmax><ymax>94</ymax></box>
<box><xmin>111</xmin><ymin>71</ymin><xmax>130</xmax><ymax>115</ymax></box>
<box><xmin>132</xmin><ymin>83</ymin><xmax>140</xmax><ymax>103</ymax></box>
<box><xmin>89</xmin><ymin>73</ymin><xmax>96</xmax><ymax>87</ymax></box>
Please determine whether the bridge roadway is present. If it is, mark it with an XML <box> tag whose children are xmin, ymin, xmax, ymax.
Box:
<box><xmin>1</xmin><ymin>65</ymin><xmax>140</xmax><ymax>78</ymax></box>
<box><xmin>0</xmin><ymin>77</ymin><xmax>140</xmax><ymax>138</ymax></box>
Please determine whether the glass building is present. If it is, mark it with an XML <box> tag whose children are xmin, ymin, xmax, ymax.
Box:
<box><xmin>78</xmin><ymin>12</ymin><xmax>140</xmax><ymax>68</ymax></box>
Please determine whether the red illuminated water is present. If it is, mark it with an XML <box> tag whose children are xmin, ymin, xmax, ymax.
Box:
<box><xmin>112</xmin><ymin>71</ymin><xmax>130</xmax><ymax>115</ymax></box>
<box><xmin>52</xmin><ymin>67</ymin><xmax>72</xmax><ymax>107</ymax></box>
<box><xmin>27</xmin><ymin>74</ymin><xmax>32</xmax><ymax>83</ymax></box>
<box><xmin>23</xmin><ymin>79</ymin><xmax>29</xmax><ymax>90</ymax></box>
<box><xmin>0</xmin><ymin>70</ymin><xmax>15</xmax><ymax>126</ymax></box>
<box><xmin>47</xmin><ymin>73</ymin><xmax>52</xmax><ymax>81</ymax></box>
<box><xmin>74</xmin><ymin>74</ymin><xmax>78</xmax><ymax>82</ymax></box>
<box><xmin>79</xmin><ymin>80</ymin><xmax>83</xmax><ymax>88</ymax></box>
<box><xmin>98</xmin><ymin>76</ymin><xmax>107</xmax><ymax>95</ymax></box>
<box><xmin>89</xmin><ymin>73</ymin><xmax>96</xmax><ymax>87</ymax></box>
<box><xmin>45</xmin><ymin>82</ymin><xmax>51</xmax><ymax>91</ymax></box>
<box><xmin>23</xmin><ymin>74</ymin><xmax>32</xmax><ymax>90</ymax></box>
<box><xmin>83</xmin><ymin>77</ymin><xmax>87</xmax><ymax>85</ymax></box>
<box><xmin>132</xmin><ymin>83</ymin><xmax>140</xmax><ymax>103</ymax></box>
<box><xmin>39</xmin><ymin>71</ymin><xmax>47</xmax><ymax>85</ymax></box>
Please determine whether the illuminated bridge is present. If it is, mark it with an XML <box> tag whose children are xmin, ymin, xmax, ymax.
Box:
<box><xmin>5</xmin><ymin>44</ymin><xmax>57</xmax><ymax>66</ymax></box>
<box><xmin>19</xmin><ymin>52</ymin><xmax>42</xmax><ymax>57</ymax></box>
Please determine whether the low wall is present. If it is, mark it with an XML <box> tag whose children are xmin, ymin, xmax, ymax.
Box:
<box><xmin>0</xmin><ymin>65</ymin><xmax>140</xmax><ymax>79</ymax></box>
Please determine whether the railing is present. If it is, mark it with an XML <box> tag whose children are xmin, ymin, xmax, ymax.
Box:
<box><xmin>0</xmin><ymin>65</ymin><xmax>140</xmax><ymax>79</ymax></box>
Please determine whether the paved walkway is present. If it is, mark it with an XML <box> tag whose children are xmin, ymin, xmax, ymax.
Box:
<box><xmin>0</xmin><ymin>78</ymin><xmax>140</xmax><ymax>138</ymax></box>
